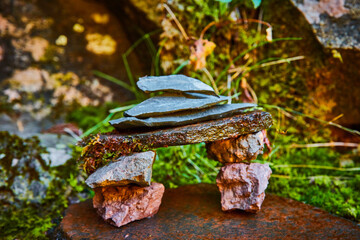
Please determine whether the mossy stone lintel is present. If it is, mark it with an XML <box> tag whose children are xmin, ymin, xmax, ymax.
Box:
<box><xmin>101</xmin><ymin>110</ymin><xmax>272</xmax><ymax>149</ymax></box>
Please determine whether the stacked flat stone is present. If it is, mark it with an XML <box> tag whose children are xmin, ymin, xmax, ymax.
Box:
<box><xmin>85</xmin><ymin>151</ymin><xmax>165</xmax><ymax>227</ymax></box>
<box><xmin>83</xmin><ymin>74</ymin><xmax>273</xmax><ymax>228</ymax></box>
<box><xmin>207</xmin><ymin>131</ymin><xmax>272</xmax><ymax>213</ymax></box>
<box><xmin>109</xmin><ymin>75</ymin><xmax>256</xmax><ymax>129</ymax></box>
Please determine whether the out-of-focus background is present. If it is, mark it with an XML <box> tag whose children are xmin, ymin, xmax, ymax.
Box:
<box><xmin>0</xmin><ymin>0</ymin><xmax>359</xmax><ymax>238</ymax></box>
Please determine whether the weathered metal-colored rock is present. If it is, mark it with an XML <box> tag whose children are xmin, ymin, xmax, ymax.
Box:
<box><xmin>85</xmin><ymin>151</ymin><xmax>155</xmax><ymax>188</ymax></box>
<box><xmin>216</xmin><ymin>163</ymin><xmax>272</xmax><ymax>213</ymax></box>
<box><xmin>110</xmin><ymin>103</ymin><xmax>256</xmax><ymax>130</ymax></box>
<box><xmin>61</xmin><ymin>184</ymin><xmax>360</xmax><ymax>239</ymax></box>
<box><xmin>93</xmin><ymin>182</ymin><xmax>165</xmax><ymax>227</ymax></box>
<box><xmin>124</xmin><ymin>94</ymin><xmax>227</xmax><ymax>118</ymax></box>
<box><xmin>137</xmin><ymin>75</ymin><xmax>216</xmax><ymax>95</ymax></box>
<box><xmin>206</xmin><ymin>131</ymin><xmax>264</xmax><ymax>163</ymax></box>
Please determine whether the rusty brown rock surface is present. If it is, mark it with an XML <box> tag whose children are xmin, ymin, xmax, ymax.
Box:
<box><xmin>216</xmin><ymin>163</ymin><xmax>272</xmax><ymax>213</ymax></box>
<box><xmin>82</xmin><ymin>111</ymin><xmax>272</xmax><ymax>152</ymax></box>
<box><xmin>206</xmin><ymin>131</ymin><xmax>264</xmax><ymax>163</ymax></box>
<box><xmin>93</xmin><ymin>182</ymin><xmax>165</xmax><ymax>228</ymax></box>
<box><xmin>60</xmin><ymin>183</ymin><xmax>360</xmax><ymax>239</ymax></box>
<box><xmin>79</xmin><ymin>111</ymin><xmax>272</xmax><ymax>174</ymax></box>
<box><xmin>103</xmin><ymin>111</ymin><xmax>272</xmax><ymax>148</ymax></box>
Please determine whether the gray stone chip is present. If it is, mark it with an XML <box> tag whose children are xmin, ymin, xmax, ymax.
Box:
<box><xmin>110</xmin><ymin>103</ymin><xmax>257</xmax><ymax>130</ymax></box>
<box><xmin>85</xmin><ymin>151</ymin><xmax>156</xmax><ymax>188</ymax></box>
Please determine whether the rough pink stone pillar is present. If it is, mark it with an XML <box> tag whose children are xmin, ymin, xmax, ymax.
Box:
<box><xmin>216</xmin><ymin>163</ymin><xmax>272</xmax><ymax>213</ymax></box>
<box><xmin>206</xmin><ymin>131</ymin><xmax>264</xmax><ymax>163</ymax></box>
<box><xmin>93</xmin><ymin>182</ymin><xmax>165</xmax><ymax>227</ymax></box>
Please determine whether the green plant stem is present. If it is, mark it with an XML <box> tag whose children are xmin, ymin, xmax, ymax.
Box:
<box><xmin>271</xmin><ymin>174</ymin><xmax>353</xmax><ymax>180</ymax></box>
<box><xmin>93</xmin><ymin>70</ymin><xmax>133</xmax><ymax>92</ymax></box>
<box><xmin>257</xmin><ymin>56</ymin><xmax>305</xmax><ymax>68</ymax></box>
<box><xmin>109</xmin><ymin>104</ymin><xmax>137</xmax><ymax>113</ymax></box>
<box><xmin>253</xmin><ymin>160</ymin><xmax>360</xmax><ymax>172</ymax></box>
<box><xmin>122</xmin><ymin>29</ymin><xmax>161</xmax><ymax>99</ymax></box>
<box><xmin>172</xmin><ymin>60</ymin><xmax>190</xmax><ymax>74</ymax></box>
<box><xmin>80</xmin><ymin>113</ymin><xmax>114</xmax><ymax>138</ymax></box>
<box><xmin>122</xmin><ymin>54</ymin><xmax>137</xmax><ymax>97</ymax></box>
<box><xmin>273</xmin><ymin>164</ymin><xmax>360</xmax><ymax>172</ymax></box>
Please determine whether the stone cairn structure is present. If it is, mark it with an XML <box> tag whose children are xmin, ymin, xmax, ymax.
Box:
<box><xmin>82</xmin><ymin>75</ymin><xmax>273</xmax><ymax>227</ymax></box>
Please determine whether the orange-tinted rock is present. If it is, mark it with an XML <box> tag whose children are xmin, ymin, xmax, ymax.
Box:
<box><xmin>93</xmin><ymin>182</ymin><xmax>165</xmax><ymax>227</ymax></box>
<box><xmin>207</xmin><ymin>131</ymin><xmax>264</xmax><ymax>163</ymax></box>
<box><xmin>216</xmin><ymin>163</ymin><xmax>272</xmax><ymax>212</ymax></box>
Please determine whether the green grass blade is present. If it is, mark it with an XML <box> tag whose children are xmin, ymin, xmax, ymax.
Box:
<box><xmin>172</xmin><ymin>60</ymin><xmax>190</xmax><ymax>74</ymax></box>
<box><xmin>262</xmin><ymin>104</ymin><xmax>360</xmax><ymax>136</ymax></box>
<box><xmin>80</xmin><ymin>112</ymin><xmax>115</xmax><ymax>138</ymax></box>
<box><xmin>109</xmin><ymin>104</ymin><xmax>137</xmax><ymax>113</ymax></box>
<box><xmin>93</xmin><ymin>70</ymin><xmax>133</xmax><ymax>92</ymax></box>
<box><xmin>216</xmin><ymin>37</ymin><xmax>302</xmax><ymax>83</ymax></box>
<box><xmin>273</xmin><ymin>164</ymin><xmax>360</xmax><ymax>172</ymax></box>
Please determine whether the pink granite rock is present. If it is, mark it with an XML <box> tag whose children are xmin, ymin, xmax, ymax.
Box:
<box><xmin>93</xmin><ymin>182</ymin><xmax>165</xmax><ymax>227</ymax></box>
<box><xmin>216</xmin><ymin>163</ymin><xmax>272</xmax><ymax>213</ymax></box>
<box><xmin>206</xmin><ymin>131</ymin><xmax>264</xmax><ymax>163</ymax></box>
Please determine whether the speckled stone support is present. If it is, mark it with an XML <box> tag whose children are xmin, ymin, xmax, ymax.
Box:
<box><xmin>216</xmin><ymin>163</ymin><xmax>272</xmax><ymax>213</ymax></box>
<box><xmin>93</xmin><ymin>182</ymin><xmax>165</xmax><ymax>227</ymax></box>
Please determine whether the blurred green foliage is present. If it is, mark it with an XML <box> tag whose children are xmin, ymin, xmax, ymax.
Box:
<box><xmin>0</xmin><ymin>132</ymin><xmax>89</xmax><ymax>239</ymax></box>
<box><xmin>153</xmin><ymin>143</ymin><xmax>221</xmax><ymax>188</ymax></box>
<box><xmin>264</xmin><ymin>147</ymin><xmax>360</xmax><ymax>221</ymax></box>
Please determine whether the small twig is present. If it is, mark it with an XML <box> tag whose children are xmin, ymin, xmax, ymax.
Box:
<box><xmin>64</xmin><ymin>128</ymin><xmax>82</xmax><ymax>142</ymax></box>
<box><xmin>273</xmin><ymin>164</ymin><xmax>360</xmax><ymax>172</ymax></box>
<box><xmin>257</xmin><ymin>56</ymin><xmax>305</xmax><ymax>68</ymax></box>
<box><xmin>163</xmin><ymin>4</ymin><xmax>189</xmax><ymax>41</ymax></box>
<box><xmin>229</xmin><ymin>61</ymin><xmax>251</xmax><ymax>80</ymax></box>
<box><xmin>257</xmin><ymin>8</ymin><xmax>264</xmax><ymax>33</ymax></box>
<box><xmin>289</xmin><ymin>142</ymin><xmax>359</xmax><ymax>148</ymax></box>
<box><xmin>271</xmin><ymin>174</ymin><xmax>353</xmax><ymax>180</ymax></box>
<box><xmin>227</xmin><ymin>74</ymin><xmax>232</xmax><ymax>104</ymax></box>
<box><xmin>16</xmin><ymin>120</ymin><xmax>24</xmax><ymax>132</ymax></box>
<box><xmin>202</xmin><ymin>67</ymin><xmax>219</xmax><ymax>95</ymax></box>
<box><xmin>246</xmin><ymin>81</ymin><xmax>258</xmax><ymax>104</ymax></box>
<box><xmin>330</xmin><ymin>114</ymin><xmax>344</xmax><ymax>122</ymax></box>
<box><xmin>200</xmin><ymin>21</ymin><xmax>216</xmax><ymax>39</ymax></box>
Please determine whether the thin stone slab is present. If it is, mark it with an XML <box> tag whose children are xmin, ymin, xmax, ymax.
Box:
<box><xmin>137</xmin><ymin>75</ymin><xmax>216</xmax><ymax>95</ymax></box>
<box><xmin>59</xmin><ymin>184</ymin><xmax>360</xmax><ymax>239</ymax></box>
<box><xmin>110</xmin><ymin>103</ymin><xmax>256</xmax><ymax>130</ymax></box>
<box><xmin>85</xmin><ymin>151</ymin><xmax>155</xmax><ymax>188</ymax></box>
<box><xmin>124</xmin><ymin>94</ymin><xmax>227</xmax><ymax>118</ymax></box>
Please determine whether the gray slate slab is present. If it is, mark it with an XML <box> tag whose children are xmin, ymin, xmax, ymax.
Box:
<box><xmin>124</xmin><ymin>94</ymin><xmax>227</xmax><ymax>118</ymax></box>
<box><xmin>85</xmin><ymin>151</ymin><xmax>155</xmax><ymax>188</ymax></box>
<box><xmin>110</xmin><ymin>103</ymin><xmax>256</xmax><ymax>130</ymax></box>
<box><xmin>137</xmin><ymin>75</ymin><xmax>216</xmax><ymax>95</ymax></box>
